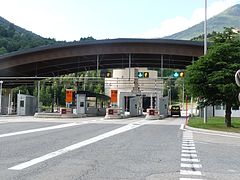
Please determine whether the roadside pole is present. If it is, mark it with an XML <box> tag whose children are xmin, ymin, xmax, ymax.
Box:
<box><xmin>0</xmin><ymin>80</ymin><xmax>3</xmax><ymax>114</ymax></box>
<box><xmin>186</xmin><ymin>95</ymin><xmax>188</xmax><ymax>125</ymax></box>
<box><xmin>203</xmin><ymin>0</ymin><xmax>208</xmax><ymax>123</ymax></box>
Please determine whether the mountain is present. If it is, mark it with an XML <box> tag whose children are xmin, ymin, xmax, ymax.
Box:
<box><xmin>0</xmin><ymin>16</ymin><xmax>48</xmax><ymax>39</ymax></box>
<box><xmin>0</xmin><ymin>16</ymin><xmax>56</xmax><ymax>55</ymax></box>
<box><xmin>165</xmin><ymin>4</ymin><xmax>240</xmax><ymax>40</ymax></box>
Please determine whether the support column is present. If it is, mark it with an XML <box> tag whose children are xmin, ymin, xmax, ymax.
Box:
<box><xmin>161</xmin><ymin>54</ymin><xmax>164</xmax><ymax>78</ymax></box>
<box><xmin>96</xmin><ymin>55</ymin><xmax>99</xmax><ymax>77</ymax></box>
<box><xmin>128</xmin><ymin>54</ymin><xmax>131</xmax><ymax>81</ymax></box>
<box><xmin>37</xmin><ymin>81</ymin><xmax>41</xmax><ymax>113</ymax></box>
<box><xmin>5</xmin><ymin>89</ymin><xmax>13</xmax><ymax>114</ymax></box>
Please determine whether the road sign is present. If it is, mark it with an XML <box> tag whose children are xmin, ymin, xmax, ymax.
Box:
<box><xmin>235</xmin><ymin>70</ymin><xmax>240</xmax><ymax>87</ymax></box>
<box><xmin>66</xmin><ymin>89</ymin><xmax>73</xmax><ymax>103</ymax></box>
<box><xmin>111</xmin><ymin>90</ymin><xmax>118</xmax><ymax>103</ymax></box>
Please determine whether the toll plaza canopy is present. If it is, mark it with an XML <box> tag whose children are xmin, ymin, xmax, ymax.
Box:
<box><xmin>0</xmin><ymin>38</ymin><xmax>204</xmax><ymax>87</ymax></box>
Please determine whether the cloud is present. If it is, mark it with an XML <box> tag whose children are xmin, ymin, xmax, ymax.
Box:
<box><xmin>135</xmin><ymin>0</ymin><xmax>239</xmax><ymax>38</ymax></box>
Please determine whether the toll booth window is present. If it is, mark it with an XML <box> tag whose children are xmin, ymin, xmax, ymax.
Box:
<box><xmin>20</xmin><ymin>100</ymin><xmax>24</xmax><ymax>107</ymax></box>
<box><xmin>80</xmin><ymin>102</ymin><xmax>84</xmax><ymax>107</ymax></box>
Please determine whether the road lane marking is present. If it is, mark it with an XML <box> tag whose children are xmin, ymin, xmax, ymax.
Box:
<box><xmin>181</xmin><ymin>158</ymin><xmax>200</xmax><ymax>163</ymax></box>
<box><xmin>182</xmin><ymin>144</ymin><xmax>195</xmax><ymax>147</ymax></box>
<box><xmin>0</xmin><ymin>122</ymin><xmax>87</xmax><ymax>138</ymax></box>
<box><xmin>182</xmin><ymin>150</ymin><xmax>197</xmax><ymax>153</ymax></box>
<box><xmin>181</xmin><ymin>153</ymin><xmax>198</xmax><ymax>157</ymax></box>
<box><xmin>182</xmin><ymin>146</ymin><xmax>195</xmax><ymax>150</ymax></box>
<box><xmin>180</xmin><ymin>124</ymin><xmax>185</xmax><ymax>130</ymax></box>
<box><xmin>180</xmin><ymin>170</ymin><xmax>202</xmax><ymax>176</ymax></box>
<box><xmin>180</xmin><ymin>178</ymin><xmax>203</xmax><ymax>180</ymax></box>
<box><xmin>181</xmin><ymin>163</ymin><xmax>202</xmax><ymax>168</ymax></box>
<box><xmin>180</xmin><ymin>130</ymin><xmax>204</xmax><ymax>180</ymax></box>
<box><xmin>9</xmin><ymin>120</ymin><xmax>150</xmax><ymax>170</ymax></box>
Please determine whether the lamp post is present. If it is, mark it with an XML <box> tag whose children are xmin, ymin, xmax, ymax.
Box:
<box><xmin>203</xmin><ymin>0</ymin><xmax>208</xmax><ymax>123</ymax></box>
<box><xmin>0</xmin><ymin>80</ymin><xmax>3</xmax><ymax>114</ymax></box>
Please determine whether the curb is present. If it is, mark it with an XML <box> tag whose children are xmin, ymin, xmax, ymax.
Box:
<box><xmin>185</xmin><ymin>125</ymin><xmax>240</xmax><ymax>137</ymax></box>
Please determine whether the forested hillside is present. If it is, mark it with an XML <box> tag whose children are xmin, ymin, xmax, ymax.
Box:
<box><xmin>0</xmin><ymin>17</ymin><xmax>56</xmax><ymax>55</ymax></box>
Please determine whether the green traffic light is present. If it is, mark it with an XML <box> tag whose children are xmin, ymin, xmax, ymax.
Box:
<box><xmin>173</xmin><ymin>72</ymin><xmax>179</xmax><ymax>78</ymax></box>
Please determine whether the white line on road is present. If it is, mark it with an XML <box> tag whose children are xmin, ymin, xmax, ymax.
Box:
<box><xmin>180</xmin><ymin>170</ymin><xmax>202</xmax><ymax>176</ymax></box>
<box><xmin>181</xmin><ymin>153</ymin><xmax>198</xmax><ymax>157</ymax></box>
<box><xmin>182</xmin><ymin>146</ymin><xmax>195</xmax><ymax>150</ymax></box>
<box><xmin>180</xmin><ymin>178</ymin><xmax>203</xmax><ymax>180</ymax></box>
<box><xmin>182</xmin><ymin>150</ymin><xmax>197</xmax><ymax>153</ymax></box>
<box><xmin>182</xmin><ymin>144</ymin><xmax>195</xmax><ymax>147</ymax></box>
<box><xmin>9</xmin><ymin>120</ymin><xmax>149</xmax><ymax>170</ymax></box>
<box><xmin>0</xmin><ymin>122</ymin><xmax>87</xmax><ymax>138</ymax></box>
<box><xmin>181</xmin><ymin>158</ymin><xmax>200</xmax><ymax>163</ymax></box>
<box><xmin>181</xmin><ymin>163</ymin><xmax>202</xmax><ymax>168</ymax></box>
<box><xmin>180</xmin><ymin>124</ymin><xmax>185</xmax><ymax>130</ymax></box>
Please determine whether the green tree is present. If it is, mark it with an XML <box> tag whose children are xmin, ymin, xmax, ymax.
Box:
<box><xmin>185</xmin><ymin>28</ymin><xmax>240</xmax><ymax>127</ymax></box>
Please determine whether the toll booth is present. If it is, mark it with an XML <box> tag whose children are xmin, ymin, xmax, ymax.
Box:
<box><xmin>17</xmin><ymin>94</ymin><xmax>37</xmax><ymax>116</ymax></box>
<box><xmin>74</xmin><ymin>91</ymin><xmax>110</xmax><ymax>116</ymax></box>
<box><xmin>76</xmin><ymin>94</ymin><xmax>86</xmax><ymax>114</ymax></box>
<box><xmin>129</xmin><ymin>96</ymin><xmax>142</xmax><ymax>116</ymax></box>
<box><xmin>157</xmin><ymin>97</ymin><xmax>168</xmax><ymax>118</ymax></box>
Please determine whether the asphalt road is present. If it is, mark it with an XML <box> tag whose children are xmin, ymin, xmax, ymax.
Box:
<box><xmin>0</xmin><ymin>116</ymin><xmax>239</xmax><ymax>180</ymax></box>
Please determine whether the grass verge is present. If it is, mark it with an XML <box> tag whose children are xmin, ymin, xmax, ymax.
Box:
<box><xmin>188</xmin><ymin>117</ymin><xmax>240</xmax><ymax>133</ymax></box>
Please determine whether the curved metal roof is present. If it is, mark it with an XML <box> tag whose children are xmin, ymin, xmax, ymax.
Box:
<box><xmin>0</xmin><ymin>38</ymin><xmax>204</xmax><ymax>87</ymax></box>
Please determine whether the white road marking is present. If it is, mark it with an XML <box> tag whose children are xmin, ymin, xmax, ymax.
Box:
<box><xmin>180</xmin><ymin>124</ymin><xmax>185</xmax><ymax>130</ymax></box>
<box><xmin>180</xmin><ymin>170</ymin><xmax>202</xmax><ymax>176</ymax></box>
<box><xmin>180</xmin><ymin>178</ymin><xmax>203</xmax><ymax>180</ymax></box>
<box><xmin>180</xmin><ymin>130</ymin><xmax>203</xmax><ymax>180</ymax></box>
<box><xmin>9</xmin><ymin>120</ymin><xmax>149</xmax><ymax>170</ymax></box>
<box><xmin>181</xmin><ymin>153</ymin><xmax>198</xmax><ymax>157</ymax></box>
<box><xmin>182</xmin><ymin>150</ymin><xmax>197</xmax><ymax>153</ymax></box>
<box><xmin>181</xmin><ymin>158</ymin><xmax>200</xmax><ymax>163</ymax></box>
<box><xmin>182</xmin><ymin>144</ymin><xmax>195</xmax><ymax>147</ymax></box>
<box><xmin>182</xmin><ymin>140</ymin><xmax>194</xmax><ymax>144</ymax></box>
<box><xmin>182</xmin><ymin>146</ymin><xmax>195</xmax><ymax>150</ymax></box>
<box><xmin>181</xmin><ymin>163</ymin><xmax>202</xmax><ymax>168</ymax></box>
<box><xmin>0</xmin><ymin>122</ymin><xmax>87</xmax><ymax>138</ymax></box>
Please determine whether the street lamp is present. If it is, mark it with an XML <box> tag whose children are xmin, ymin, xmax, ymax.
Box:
<box><xmin>203</xmin><ymin>0</ymin><xmax>208</xmax><ymax>123</ymax></box>
<box><xmin>0</xmin><ymin>80</ymin><xmax>3</xmax><ymax>114</ymax></box>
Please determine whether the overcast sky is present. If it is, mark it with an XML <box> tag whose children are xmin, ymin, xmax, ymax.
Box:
<box><xmin>0</xmin><ymin>0</ymin><xmax>239</xmax><ymax>41</ymax></box>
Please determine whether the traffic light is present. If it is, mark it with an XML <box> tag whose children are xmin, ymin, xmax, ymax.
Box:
<box><xmin>179</xmin><ymin>71</ymin><xmax>185</xmax><ymax>78</ymax></box>
<box><xmin>106</xmin><ymin>72</ymin><xmax>112</xmax><ymax>78</ymax></box>
<box><xmin>173</xmin><ymin>72</ymin><xmax>179</xmax><ymax>78</ymax></box>
<box><xmin>144</xmin><ymin>72</ymin><xmax>149</xmax><ymax>78</ymax></box>
<box><xmin>137</xmin><ymin>72</ymin><xmax>149</xmax><ymax>78</ymax></box>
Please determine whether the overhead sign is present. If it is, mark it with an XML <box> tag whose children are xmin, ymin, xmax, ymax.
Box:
<box><xmin>66</xmin><ymin>89</ymin><xmax>73</xmax><ymax>103</ymax></box>
<box><xmin>111</xmin><ymin>90</ymin><xmax>118</xmax><ymax>103</ymax></box>
<box><xmin>137</xmin><ymin>72</ymin><xmax>149</xmax><ymax>78</ymax></box>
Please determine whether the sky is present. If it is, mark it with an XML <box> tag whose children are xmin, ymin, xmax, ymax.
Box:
<box><xmin>0</xmin><ymin>0</ymin><xmax>239</xmax><ymax>41</ymax></box>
